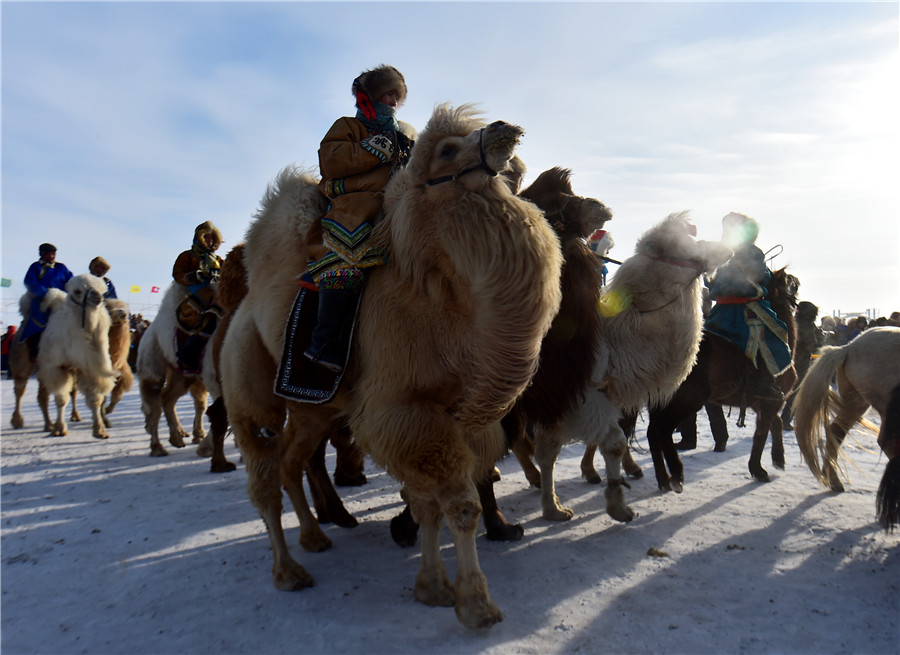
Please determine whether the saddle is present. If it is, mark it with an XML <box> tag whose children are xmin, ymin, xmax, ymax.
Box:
<box><xmin>274</xmin><ymin>286</ymin><xmax>362</xmax><ymax>404</ymax></box>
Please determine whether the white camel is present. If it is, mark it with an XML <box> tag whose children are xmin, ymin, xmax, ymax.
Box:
<box><xmin>136</xmin><ymin>282</ymin><xmax>209</xmax><ymax>457</ymax></box>
<box><xmin>36</xmin><ymin>274</ymin><xmax>118</xmax><ymax>438</ymax></box>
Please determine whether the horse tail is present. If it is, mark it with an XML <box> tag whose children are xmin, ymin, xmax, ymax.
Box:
<box><xmin>792</xmin><ymin>345</ymin><xmax>847</xmax><ymax>486</ymax></box>
<box><xmin>876</xmin><ymin>457</ymin><xmax>900</xmax><ymax>533</ymax></box>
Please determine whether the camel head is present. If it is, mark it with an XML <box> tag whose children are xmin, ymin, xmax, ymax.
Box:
<box><xmin>104</xmin><ymin>299</ymin><xmax>130</xmax><ymax>327</ymax></box>
<box><xmin>65</xmin><ymin>274</ymin><xmax>108</xmax><ymax>313</ymax></box>
<box><xmin>520</xmin><ymin>167</ymin><xmax>612</xmax><ymax>240</ymax></box>
<box><xmin>404</xmin><ymin>104</ymin><xmax>524</xmax><ymax>192</ymax></box>
<box><xmin>638</xmin><ymin>212</ymin><xmax>732</xmax><ymax>279</ymax></box>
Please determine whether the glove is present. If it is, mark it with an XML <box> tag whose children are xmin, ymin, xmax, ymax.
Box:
<box><xmin>361</xmin><ymin>133</ymin><xmax>395</xmax><ymax>164</ymax></box>
<box><xmin>194</xmin><ymin>270</ymin><xmax>211</xmax><ymax>284</ymax></box>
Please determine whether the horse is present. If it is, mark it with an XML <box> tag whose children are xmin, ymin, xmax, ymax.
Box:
<box><xmin>792</xmin><ymin>326</ymin><xmax>900</xmax><ymax>531</ymax></box>
<box><xmin>644</xmin><ymin>267</ymin><xmax>799</xmax><ymax>492</ymax></box>
<box><xmin>220</xmin><ymin>106</ymin><xmax>562</xmax><ymax>629</ymax></box>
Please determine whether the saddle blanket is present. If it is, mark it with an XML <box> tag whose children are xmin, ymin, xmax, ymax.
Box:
<box><xmin>274</xmin><ymin>286</ymin><xmax>361</xmax><ymax>404</ymax></box>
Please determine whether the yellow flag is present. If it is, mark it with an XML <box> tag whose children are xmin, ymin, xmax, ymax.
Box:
<box><xmin>130</xmin><ymin>285</ymin><xmax>141</xmax><ymax>293</ymax></box>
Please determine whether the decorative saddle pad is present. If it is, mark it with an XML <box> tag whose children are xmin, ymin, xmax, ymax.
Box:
<box><xmin>274</xmin><ymin>286</ymin><xmax>361</xmax><ymax>404</ymax></box>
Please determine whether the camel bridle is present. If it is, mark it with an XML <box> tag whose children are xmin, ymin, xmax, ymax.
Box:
<box><xmin>68</xmin><ymin>289</ymin><xmax>100</xmax><ymax>328</ymax></box>
<box><xmin>424</xmin><ymin>128</ymin><xmax>500</xmax><ymax>187</ymax></box>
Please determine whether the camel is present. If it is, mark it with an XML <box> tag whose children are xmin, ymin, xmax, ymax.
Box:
<box><xmin>136</xmin><ymin>282</ymin><xmax>209</xmax><ymax>457</ymax></box>
<box><xmin>36</xmin><ymin>274</ymin><xmax>117</xmax><ymax>438</ymax></box>
<box><xmin>792</xmin><ymin>326</ymin><xmax>900</xmax><ymax>530</ymax></box>
<box><xmin>9</xmin><ymin>300</ymin><xmax>53</xmax><ymax>432</ymax></box>
<box><xmin>521</xmin><ymin>212</ymin><xmax>732</xmax><ymax>518</ymax></box>
<box><xmin>101</xmin><ymin>298</ymin><xmax>134</xmax><ymax>421</ymax></box>
<box><xmin>220</xmin><ymin>105</ymin><xmax>562</xmax><ymax>629</ymax></box>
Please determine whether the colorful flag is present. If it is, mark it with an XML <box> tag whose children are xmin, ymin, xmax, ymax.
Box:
<box><xmin>130</xmin><ymin>285</ymin><xmax>141</xmax><ymax>293</ymax></box>
<box><xmin>151</xmin><ymin>286</ymin><xmax>160</xmax><ymax>293</ymax></box>
<box><xmin>0</xmin><ymin>278</ymin><xmax>11</xmax><ymax>288</ymax></box>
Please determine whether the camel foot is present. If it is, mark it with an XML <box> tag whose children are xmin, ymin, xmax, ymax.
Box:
<box><xmin>210</xmin><ymin>459</ymin><xmax>237</xmax><ymax>473</ymax></box>
<box><xmin>93</xmin><ymin>431</ymin><xmax>109</xmax><ymax>440</ymax></box>
<box><xmin>542</xmin><ymin>503</ymin><xmax>574</xmax><ymax>521</ymax></box>
<box><xmin>274</xmin><ymin>562</ymin><xmax>315</xmax><ymax>591</ymax></box>
<box><xmin>299</xmin><ymin>527</ymin><xmax>332</xmax><ymax>553</ymax></box>
<box><xmin>581</xmin><ymin>469</ymin><xmax>603</xmax><ymax>485</ymax></box>
<box><xmin>168</xmin><ymin>433</ymin><xmax>186</xmax><ymax>449</ymax></box>
<box><xmin>150</xmin><ymin>443</ymin><xmax>168</xmax><ymax>457</ymax></box>
<box><xmin>196</xmin><ymin>436</ymin><xmax>213</xmax><ymax>457</ymax></box>
<box><xmin>390</xmin><ymin>506</ymin><xmax>419</xmax><ymax>548</ymax></box>
<box><xmin>415</xmin><ymin>570</ymin><xmax>455</xmax><ymax>607</ymax></box>
<box><xmin>605</xmin><ymin>481</ymin><xmax>634</xmax><ymax>522</ymax></box>
<box><xmin>455</xmin><ymin>579</ymin><xmax>503</xmax><ymax>629</ymax></box>
<box><xmin>11</xmin><ymin>414</ymin><xmax>24</xmax><ymax>429</ymax></box>
<box><xmin>333</xmin><ymin>471</ymin><xmax>367</xmax><ymax>487</ymax></box>
<box><xmin>484</xmin><ymin>519</ymin><xmax>524</xmax><ymax>542</ymax></box>
<box><xmin>624</xmin><ymin>461</ymin><xmax>644</xmax><ymax>479</ymax></box>
<box><xmin>191</xmin><ymin>433</ymin><xmax>204</xmax><ymax>445</ymax></box>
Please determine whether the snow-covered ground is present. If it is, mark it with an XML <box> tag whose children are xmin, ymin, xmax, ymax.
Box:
<box><xmin>2</xmin><ymin>376</ymin><xmax>898</xmax><ymax>655</ymax></box>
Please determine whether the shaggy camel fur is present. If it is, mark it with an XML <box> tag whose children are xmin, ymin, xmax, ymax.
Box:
<box><xmin>793</xmin><ymin>327</ymin><xmax>900</xmax><ymax>505</ymax></box>
<box><xmin>136</xmin><ymin>282</ymin><xmax>210</xmax><ymax>457</ymax></box>
<box><xmin>220</xmin><ymin>105</ymin><xmax>562</xmax><ymax>629</ymax></box>
<box><xmin>36</xmin><ymin>274</ymin><xmax>117</xmax><ymax>438</ymax></box>
<box><xmin>529</xmin><ymin>212</ymin><xmax>732</xmax><ymax>518</ymax></box>
<box><xmin>101</xmin><ymin>298</ymin><xmax>134</xmax><ymax>420</ymax></box>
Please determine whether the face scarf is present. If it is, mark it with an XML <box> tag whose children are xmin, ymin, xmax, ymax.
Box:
<box><xmin>355</xmin><ymin>90</ymin><xmax>400</xmax><ymax>135</ymax></box>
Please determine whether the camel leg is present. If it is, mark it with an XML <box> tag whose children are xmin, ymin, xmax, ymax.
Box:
<box><xmin>436</xmin><ymin>479</ymin><xmax>503</xmax><ymax>629</ymax></box>
<box><xmin>38</xmin><ymin>384</ymin><xmax>53</xmax><ymax>432</ymax></box>
<box><xmin>331</xmin><ymin>426</ymin><xmax>367</xmax><ymax>487</ymax></box>
<box><xmin>69</xmin><ymin>388</ymin><xmax>82</xmax><ymax>422</ymax></box>
<box><xmin>204</xmin><ymin>396</ymin><xmax>236</xmax><ymax>473</ymax></box>
<box><xmin>511</xmin><ymin>431</ymin><xmax>541</xmax><ymax>488</ymax></box>
<box><xmin>408</xmin><ymin>494</ymin><xmax>454</xmax><ymax>607</ymax></box>
<box><xmin>50</xmin><ymin>391</ymin><xmax>70</xmax><ymax>437</ymax></box>
<box><xmin>619</xmin><ymin>411</ymin><xmax>643</xmax><ymax>478</ymax></box>
<box><xmin>86</xmin><ymin>389</ymin><xmax>109</xmax><ymax>439</ymax></box>
<box><xmin>11</xmin><ymin>377</ymin><xmax>28</xmax><ymax>429</ymax></box>
<box><xmin>598</xmin><ymin>425</ymin><xmax>634</xmax><ymax>522</ymax></box>
<box><xmin>534</xmin><ymin>426</ymin><xmax>573</xmax><ymax>520</ymax></box>
<box><xmin>476</xmin><ymin>473</ymin><xmax>524</xmax><ymax>542</ymax></box>
<box><xmin>580</xmin><ymin>444</ymin><xmax>601</xmax><ymax>484</ymax></box>
<box><xmin>189</xmin><ymin>381</ymin><xmax>208</xmax><ymax>444</ymax></box>
<box><xmin>140</xmin><ymin>377</ymin><xmax>168</xmax><ymax>456</ymax></box>
<box><xmin>161</xmin><ymin>372</ymin><xmax>194</xmax><ymax>449</ymax></box>
<box><xmin>281</xmin><ymin>410</ymin><xmax>336</xmax><ymax>552</ymax></box>
<box><xmin>390</xmin><ymin>487</ymin><xmax>420</xmax><ymax>548</ymax></box>
<box><xmin>304</xmin><ymin>432</ymin><xmax>357</xmax><ymax>529</ymax></box>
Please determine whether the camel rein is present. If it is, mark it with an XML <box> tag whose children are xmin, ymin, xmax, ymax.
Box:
<box><xmin>424</xmin><ymin>129</ymin><xmax>499</xmax><ymax>186</ymax></box>
<box><xmin>68</xmin><ymin>292</ymin><xmax>93</xmax><ymax>328</ymax></box>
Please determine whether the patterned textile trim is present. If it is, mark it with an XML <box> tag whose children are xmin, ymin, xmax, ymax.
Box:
<box><xmin>324</xmin><ymin>178</ymin><xmax>346</xmax><ymax>199</ymax></box>
<box><xmin>360</xmin><ymin>135</ymin><xmax>392</xmax><ymax>164</ymax></box>
<box><xmin>307</xmin><ymin>248</ymin><xmax>386</xmax><ymax>285</ymax></box>
<box><xmin>319</xmin><ymin>269</ymin><xmax>365</xmax><ymax>292</ymax></box>
<box><xmin>744</xmin><ymin>301</ymin><xmax>791</xmax><ymax>376</ymax></box>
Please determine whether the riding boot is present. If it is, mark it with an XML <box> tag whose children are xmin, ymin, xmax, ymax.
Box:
<box><xmin>748</xmin><ymin>365</ymin><xmax>784</xmax><ymax>402</ymax></box>
<box><xmin>26</xmin><ymin>333</ymin><xmax>41</xmax><ymax>362</ymax></box>
<box><xmin>304</xmin><ymin>289</ymin><xmax>358</xmax><ymax>373</ymax></box>
<box><xmin>176</xmin><ymin>334</ymin><xmax>208</xmax><ymax>372</ymax></box>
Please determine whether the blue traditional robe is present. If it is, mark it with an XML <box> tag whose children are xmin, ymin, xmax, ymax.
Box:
<box><xmin>19</xmin><ymin>260</ymin><xmax>73</xmax><ymax>341</ymax></box>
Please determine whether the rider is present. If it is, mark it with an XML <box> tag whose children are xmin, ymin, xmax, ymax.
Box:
<box><xmin>172</xmin><ymin>221</ymin><xmax>224</xmax><ymax>372</ymax></box>
<box><xmin>704</xmin><ymin>212</ymin><xmax>792</xmax><ymax>401</ymax></box>
<box><xmin>20</xmin><ymin>243</ymin><xmax>73</xmax><ymax>360</ymax></box>
<box><xmin>88</xmin><ymin>256</ymin><xmax>117</xmax><ymax>299</ymax></box>
<box><xmin>303</xmin><ymin>64</ymin><xmax>415</xmax><ymax>373</ymax></box>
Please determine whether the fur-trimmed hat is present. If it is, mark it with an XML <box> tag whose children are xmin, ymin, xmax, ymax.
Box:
<box><xmin>587</xmin><ymin>229</ymin><xmax>615</xmax><ymax>257</ymax></box>
<box><xmin>352</xmin><ymin>65</ymin><xmax>407</xmax><ymax>106</ymax></box>
<box><xmin>39</xmin><ymin>243</ymin><xmax>57</xmax><ymax>257</ymax></box>
<box><xmin>89</xmin><ymin>256</ymin><xmax>110</xmax><ymax>272</ymax></box>
<box><xmin>193</xmin><ymin>220</ymin><xmax>223</xmax><ymax>251</ymax></box>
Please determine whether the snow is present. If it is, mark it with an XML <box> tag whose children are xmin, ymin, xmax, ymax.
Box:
<box><xmin>2</xmin><ymin>376</ymin><xmax>898</xmax><ymax>655</ymax></box>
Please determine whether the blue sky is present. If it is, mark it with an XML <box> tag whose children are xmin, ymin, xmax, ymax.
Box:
<box><xmin>2</xmin><ymin>1</ymin><xmax>898</xmax><ymax>327</ymax></box>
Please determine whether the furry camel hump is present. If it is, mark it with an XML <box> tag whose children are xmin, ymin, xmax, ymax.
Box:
<box><xmin>357</xmin><ymin>104</ymin><xmax>564</xmax><ymax>431</ymax></box>
<box><xmin>243</xmin><ymin>166</ymin><xmax>328</xmax><ymax>293</ymax></box>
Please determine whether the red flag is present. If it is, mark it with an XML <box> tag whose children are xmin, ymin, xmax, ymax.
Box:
<box><xmin>151</xmin><ymin>286</ymin><xmax>160</xmax><ymax>293</ymax></box>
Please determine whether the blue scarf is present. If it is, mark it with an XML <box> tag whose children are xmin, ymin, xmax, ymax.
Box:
<box><xmin>356</xmin><ymin>101</ymin><xmax>400</xmax><ymax>135</ymax></box>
